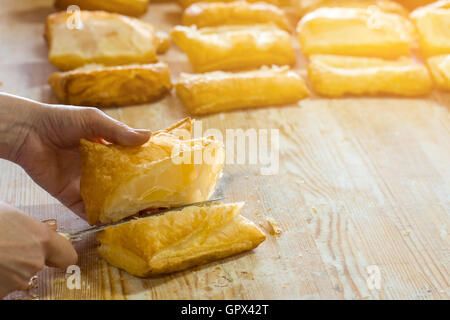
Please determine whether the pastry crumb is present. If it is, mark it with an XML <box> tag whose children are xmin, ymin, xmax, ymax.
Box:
<box><xmin>311</xmin><ymin>206</ymin><xmax>318</xmax><ymax>214</ymax></box>
<box><xmin>254</xmin><ymin>209</ymin><xmax>260</xmax><ymax>215</ymax></box>
<box><xmin>266</xmin><ymin>216</ymin><xmax>282</xmax><ymax>235</ymax></box>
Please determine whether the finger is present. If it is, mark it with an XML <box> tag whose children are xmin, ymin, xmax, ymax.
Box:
<box><xmin>44</xmin><ymin>231</ymin><xmax>78</xmax><ymax>269</ymax></box>
<box><xmin>84</xmin><ymin>109</ymin><xmax>151</xmax><ymax>146</ymax></box>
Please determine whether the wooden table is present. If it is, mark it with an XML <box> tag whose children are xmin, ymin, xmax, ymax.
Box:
<box><xmin>1</xmin><ymin>0</ymin><xmax>449</xmax><ymax>300</ymax></box>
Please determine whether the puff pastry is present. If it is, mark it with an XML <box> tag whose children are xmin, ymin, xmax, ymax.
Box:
<box><xmin>410</xmin><ymin>1</ymin><xmax>450</xmax><ymax>57</ymax></box>
<box><xmin>49</xmin><ymin>63</ymin><xmax>172</xmax><ymax>107</ymax></box>
<box><xmin>171</xmin><ymin>24</ymin><xmax>295</xmax><ymax>72</ymax></box>
<box><xmin>46</xmin><ymin>11</ymin><xmax>169</xmax><ymax>70</ymax></box>
<box><xmin>182</xmin><ymin>2</ymin><xmax>291</xmax><ymax>31</ymax></box>
<box><xmin>80</xmin><ymin>118</ymin><xmax>225</xmax><ymax>225</ymax></box>
<box><xmin>427</xmin><ymin>54</ymin><xmax>450</xmax><ymax>91</ymax></box>
<box><xmin>308</xmin><ymin>54</ymin><xmax>432</xmax><ymax>97</ymax></box>
<box><xmin>175</xmin><ymin>66</ymin><xmax>310</xmax><ymax>115</ymax></box>
<box><xmin>97</xmin><ymin>202</ymin><xmax>266</xmax><ymax>277</ymax></box>
<box><xmin>54</xmin><ymin>0</ymin><xmax>150</xmax><ymax>16</ymax></box>
<box><xmin>297</xmin><ymin>7</ymin><xmax>414</xmax><ymax>58</ymax></box>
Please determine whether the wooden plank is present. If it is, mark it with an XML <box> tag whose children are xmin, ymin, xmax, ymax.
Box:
<box><xmin>1</xmin><ymin>0</ymin><xmax>449</xmax><ymax>300</ymax></box>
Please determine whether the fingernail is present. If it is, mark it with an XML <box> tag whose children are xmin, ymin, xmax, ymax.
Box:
<box><xmin>135</xmin><ymin>129</ymin><xmax>151</xmax><ymax>135</ymax></box>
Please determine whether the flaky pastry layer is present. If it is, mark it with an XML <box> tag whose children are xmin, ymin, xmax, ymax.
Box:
<box><xmin>427</xmin><ymin>54</ymin><xmax>450</xmax><ymax>91</ymax></box>
<box><xmin>97</xmin><ymin>202</ymin><xmax>266</xmax><ymax>277</ymax></box>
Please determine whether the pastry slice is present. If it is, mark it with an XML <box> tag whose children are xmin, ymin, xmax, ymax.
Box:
<box><xmin>308</xmin><ymin>54</ymin><xmax>432</xmax><ymax>97</ymax></box>
<box><xmin>97</xmin><ymin>202</ymin><xmax>266</xmax><ymax>277</ymax></box>
<box><xmin>182</xmin><ymin>1</ymin><xmax>291</xmax><ymax>31</ymax></box>
<box><xmin>46</xmin><ymin>10</ymin><xmax>170</xmax><ymax>70</ymax></box>
<box><xmin>171</xmin><ymin>24</ymin><xmax>295</xmax><ymax>72</ymax></box>
<box><xmin>80</xmin><ymin>118</ymin><xmax>225</xmax><ymax>225</ymax></box>
<box><xmin>410</xmin><ymin>1</ymin><xmax>450</xmax><ymax>57</ymax></box>
<box><xmin>54</xmin><ymin>0</ymin><xmax>150</xmax><ymax>16</ymax></box>
<box><xmin>297</xmin><ymin>7</ymin><xmax>414</xmax><ymax>58</ymax></box>
<box><xmin>427</xmin><ymin>54</ymin><xmax>450</xmax><ymax>91</ymax></box>
<box><xmin>175</xmin><ymin>66</ymin><xmax>309</xmax><ymax>115</ymax></box>
<box><xmin>49</xmin><ymin>62</ymin><xmax>172</xmax><ymax>107</ymax></box>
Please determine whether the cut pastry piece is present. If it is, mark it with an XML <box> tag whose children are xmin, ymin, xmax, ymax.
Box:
<box><xmin>178</xmin><ymin>0</ymin><xmax>293</xmax><ymax>9</ymax></box>
<box><xmin>175</xmin><ymin>66</ymin><xmax>309</xmax><ymax>115</ymax></box>
<box><xmin>308</xmin><ymin>54</ymin><xmax>432</xmax><ymax>97</ymax></box>
<box><xmin>297</xmin><ymin>7</ymin><xmax>415</xmax><ymax>58</ymax></box>
<box><xmin>80</xmin><ymin>118</ymin><xmax>225</xmax><ymax>225</ymax></box>
<box><xmin>182</xmin><ymin>2</ymin><xmax>291</xmax><ymax>31</ymax></box>
<box><xmin>410</xmin><ymin>1</ymin><xmax>450</xmax><ymax>57</ymax></box>
<box><xmin>300</xmin><ymin>0</ymin><xmax>408</xmax><ymax>16</ymax></box>
<box><xmin>427</xmin><ymin>54</ymin><xmax>450</xmax><ymax>91</ymax></box>
<box><xmin>49</xmin><ymin>63</ymin><xmax>172</xmax><ymax>107</ymax></box>
<box><xmin>97</xmin><ymin>202</ymin><xmax>266</xmax><ymax>277</ymax></box>
<box><xmin>54</xmin><ymin>0</ymin><xmax>150</xmax><ymax>16</ymax></box>
<box><xmin>46</xmin><ymin>11</ymin><xmax>169</xmax><ymax>70</ymax></box>
<box><xmin>171</xmin><ymin>24</ymin><xmax>295</xmax><ymax>72</ymax></box>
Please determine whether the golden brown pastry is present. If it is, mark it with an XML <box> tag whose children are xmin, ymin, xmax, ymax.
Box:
<box><xmin>410</xmin><ymin>1</ymin><xmax>450</xmax><ymax>57</ymax></box>
<box><xmin>297</xmin><ymin>7</ymin><xmax>415</xmax><ymax>58</ymax></box>
<box><xmin>308</xmin><ymin>54</ymin><xmax>433</xmax><ymax>97</ymax></box>
<box><xmin>46</xmin><ymin>10</ymin><xmax>169</xmax><ymax>70</ymax></box>
<box><xmin>97</xmin><ymin>202</ymin><xmax>266</xmax><ymax>277</ymax></box>
<box><xmin>171</xmin><ymin>24</ymin><xmax>295</xmax><ymax>72</ymax></box>
<box><xmin>49</xmin><ymin>63</ymin><xmax>172</xmax><ymax>107</ymax></box>
<box><xmin>54</xmin><ymin>0</ymin><xmax>150</xmax><ymax>16</ymax></box>
<box><xmin>80</xmin><ymin>118</ymin><xmax>225</xmax><ymax>225</ymax></box>
<box><xmin>427</xmin><ymin>54</ymin><xmax>450</xmax><ymax>91</ymax></box>
<box><xmin>182</xmin><ymin>1</ymin><xmax>291</xmax><ymax>31</ymax></box>
<box><xmin>175</xmin><ymin>66</ymin><xmax>310</xmax><ymax>115</ymax></box>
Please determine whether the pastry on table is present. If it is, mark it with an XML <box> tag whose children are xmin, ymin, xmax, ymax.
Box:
<box><xmin>298</xmin><ymin>0</ymin><xmax>408</xmax><ymax>16</ymax></box>
<box><xmin>171</xmin><ymin>24</ymin><xmax>295</xmax><ymax>72</ymax></box>
<box><xmin>296</xmin><ymin>7</ymin><xmax>415</xmax><ymax>58</ymax></box>
<box><xmin>97</xmin><ymin>202</ymin><xmax>266</xmax><ymax>277</ymax></box>
<box><xmin>49</xmin><ymin>62</ymin><xmax>172</xmax><ymax>107</ymax></box>
<box><xmin>410</xmin><ymin>1</ymin><xmax>450</xmax><ymax>57</ymax></box>
<box><xmin>182</xmin><ymin>1</ymin><xmax>291</xmax><ymax>31</ymax></box>
<box><xmin>54</xmin><ymin>0</ymin><xmax>150</xmax><ymax>16</ymax></box>
<box><xmin>427</xmin><ymin>54</ymin><xmax>450</xmax><ymax>91</ymax></box>
<box><xmin>46</xmin><ymin>10</ymin><xmax>170</xmax><ymax>70</ymax></box>
<box><xmin>308</xmin><ymin>54</ymin><xmax>432</xmax><ymax>97</ymax></box>
<box><xmin>175</xmin><ymin>66</ymin><xmax>310</xmax><ymax>115</ymax></box>
<box><xmin>80</xmin><ymin>118</ymin><xmax>225</xmax><ymax>225</ymax></box>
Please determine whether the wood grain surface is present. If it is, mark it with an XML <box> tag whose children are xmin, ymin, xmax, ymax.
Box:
<box><xmin>1</xmin><ymin>0</ymin><xmax>449</xmax><ymax>300</ymax></box>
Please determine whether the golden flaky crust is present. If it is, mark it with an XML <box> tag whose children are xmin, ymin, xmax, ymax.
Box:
<box><xmin>308</xmin><ymin>54</ymin><xmax>432</xmax><ymax>97</ymax></box>
<box><xmin>46</xmin><ymin>10</ymin><xmax>169</xmax><ymax>70</ymax></box>
<box><xmin>410</xmin><ymin>1</ymin><xmax>450</xmax><ymax>57</ymax></box>
<box><xmin>175</xmin><ymin>66</ymin><xmax>310</xmax><ymax>115</ymax></box>
<box><xmin>182</xmin><ymin>2</ymin><xmax>291</xmax><ymax>31</ymax></box>
<box><xmin>97</xmin><ymin>202</ymin><xmax>266</xmax><ymax>277</ymax></box>
<box><xmin>297</xmin><ymin>7</ymin><xmax>415</xmax><ymax>59</ymax></box>
<box><xmin>49</xmin><ymin>63</ymin><xmax>172</xmax><ymax>107</ymax></box>
<box><xmin>171</xmin><ymin>24</ymin><xmax>295</xmax><ymax>72</ymax></box>
<box><xmin>427</xmin><ymin>54</ymin><xmax>450</xmax><ymax>91</ymax></box>
<box><xmin>55</xmin><ymin>0</ymin><xmax>150</xmax><ymax>17</ymax></box>
<box><xmin>80</xmin><ymin>118</ymin><xmax>225</xmax><ymax>225</ymax></box>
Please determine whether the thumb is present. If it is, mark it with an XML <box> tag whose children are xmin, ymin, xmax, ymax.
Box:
<box><xmin>83</xmin><ymin>109</ymin><xmax>151</xmax><ymax>146</ymax></box>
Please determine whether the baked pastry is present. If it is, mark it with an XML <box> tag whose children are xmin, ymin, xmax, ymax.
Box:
<box><xmin>182</xmin><ymin>1</ymin><xmax>291</xmax><ymax>31</ymax></box>
<box><xmin>308</xmin><ymin>54</ymin><xmax>432</xmax><ymax>97</ymax></box>
<box><xmin>427</xmin><ymin>54</ymin><xmax>450</xmax><ymax>91</ymax></box>
<box><xmin>54</xmin><ymin>0</ymin><xmax>150</xmax><ymax>16</ymax></box>
<box><xmin>171</xmin><ymin>24</ymin><xmax>295</xmax><ymax>72</ymax></box>
<box><xmin>297</xmin><ymin>7</ymin><xmax>415</xmax><ymax>58</ymax></box>
<box><xmin>80</xmin><ymin>118</ymin><xmax>225</xmax><ymax>225</ymax></box>
<box><xmin>299</xmin><ymin>0</ymin><xmax>408</xmax><ymax>16</ymax></box>
<box><xmin>410</xmin><ymin>1</ymin><xmax>450</xmax><ymax>57</ymax></box>
<box><xmin>175</xmin><ymin>66</ymin><xmax>310</xmax><ymax>115</ymax></box>
<box><xmin>46</xmin><ymin>11</ymin><xmax>170</xmax><ymax>70</ymax></box>
<box><xmin>49</xmin><ymin>62</ymin><xmax>172</xmax><ymax>107</ymax></box>
<box><xmin>97</xmin><ymin>202</ymin><xmax>266</xmax><ymax>277</ymax></box>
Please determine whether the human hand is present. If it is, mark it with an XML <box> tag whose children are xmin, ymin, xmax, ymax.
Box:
<box><xmin>0</xmin><ymin>201</ymin><xmax>77</xmax><ymax>298</ymax></box>
<box><xmin>0</xmin><ymin>93</ymin><xmax>151</xmax><ymax>220</ymax></box>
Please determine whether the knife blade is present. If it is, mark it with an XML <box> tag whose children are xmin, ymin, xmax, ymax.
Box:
<box><xmin>59</xmin><ymin>197</ymin><xmax>224</xmax><ymax>240</ymax></box>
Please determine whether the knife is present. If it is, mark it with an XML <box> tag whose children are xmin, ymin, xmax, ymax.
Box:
<box><xmin>57</xmin><ymin>198</ymin><xmax>224</xmax><ymax>240</ymax></box>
